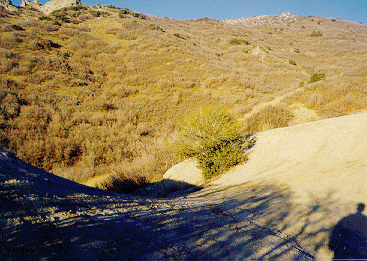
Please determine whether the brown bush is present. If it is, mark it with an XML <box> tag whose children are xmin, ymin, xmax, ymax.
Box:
<box><xmin>116</xmin><ymin>31</ymin><xmax>137</xmax><ymax>40</ymax></box>
<box><xmin>101</xmin><ymin>173</ymin><xmax>148</xmax><ymax>194</ymax></box>
<box><xmin>245</xmin><ymin>105</ymin><xmax>294</xmax><ymax>133</ymax></box>
<box><xmin>0</xmin><ymin>32</ymin><xmax>23</xmax><ymax>47</ymax></box>
<box><xmin>0</xmin><ymin>58</ymin><xmax>17</xmax><ymax>73</ymax></box>
<box><xmin>0</xmin><ymin>93</ymin><xmax>20</xmax><ymax>119</ymax></box>
<box><xmin>27</xmin><ymin>38</ymin><xmax>61</xmax><ymax>50</ymax></box>
<box><xmin>304</xmin><ymin>93</ymin><xmax>325</xmax><ymax>109</ymax></box>
<box><xmin>320</xmin><ymin>103</ymin><xmax>347</xmax><ymax>118</ymax></box>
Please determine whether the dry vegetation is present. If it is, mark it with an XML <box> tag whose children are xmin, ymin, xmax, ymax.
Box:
<box><xmin>1</xmin><ymin>6</ymin><xmax>367</xmax><ymax>193</ymax></box>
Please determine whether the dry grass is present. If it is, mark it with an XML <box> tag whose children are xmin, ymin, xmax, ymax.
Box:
<box><xmin>1</xmin><ymin>7</ymin><xmax>367</xmax><ymax>193</ymax></box>
<box><xmin>244</xmin><ymin>105</ymin><xmax>294</xmax><ymax>133</ymax></box>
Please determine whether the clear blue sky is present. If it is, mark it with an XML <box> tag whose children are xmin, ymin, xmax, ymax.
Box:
<box><xmin>12</xmin><ymin>0</ymin><xmax>367</xmax><ymax>24</ymax></box>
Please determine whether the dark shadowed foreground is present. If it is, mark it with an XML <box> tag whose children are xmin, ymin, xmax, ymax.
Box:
<box><xmin>0</xmin><ymin>149</ymin><xmax>348</xmax><ymax>260</ymax></box>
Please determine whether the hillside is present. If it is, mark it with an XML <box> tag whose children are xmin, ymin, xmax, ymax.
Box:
<box><xmin>2</xmin><ymin>111</ymin><xmax>367</xmax><ymax>260</ymax></box>
<box><xmin>1</xmin><ymin>6</ymin><xmax>367</xmax><ymax>192</ymax></box>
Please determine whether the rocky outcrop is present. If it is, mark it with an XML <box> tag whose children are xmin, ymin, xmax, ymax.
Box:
<box><xmin>223</xmin><ymin>12</ymin><xmax>299</xmax><ymax>26</ymax></box>
<box><xmin>0</xmin><ymin>0</ymin><xmax>18</xmax><ymax>12</ymax></box>
<box><xmin>42</xmin><ymin>0</ymin><xmax>81</xmax><ymax>14</ymax></box>
<box><xmin>20</xmin><ymin>0</ymin><xmax>42</xmax><ymax>12</ymax></box>
<box><xmin>19</xmin><ymin>0</ymin><xmax>81</xmax><ymax>14</ymax></box>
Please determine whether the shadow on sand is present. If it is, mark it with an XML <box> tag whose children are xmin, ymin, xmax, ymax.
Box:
<box><xmin>138</xmin><ymin>182</ymin><xmax>343</xmax><ymax>260</ymax></box>
<box><xmin>133</xmin><ymin>178</ymin><xmax>204</xmax><ymax>198</ymax></box>
<box><xmin>0</xmin><ymin>164</ymin><xmax>349</xmax><ymax>260</ymax></box>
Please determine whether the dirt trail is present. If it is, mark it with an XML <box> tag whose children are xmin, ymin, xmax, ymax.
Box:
<box><xmin>241</xmin><ymin>87</ymin><xmax>303</xmax><ymax>120</ymax></box>
<box><xmin>240</xmin><ymin>86</ymin><xmax>321</xmax><ymax>126</ymax></box>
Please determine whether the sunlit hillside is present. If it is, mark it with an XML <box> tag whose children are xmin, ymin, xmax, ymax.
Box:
<box><xmin>1</xmin><ymin>5</ymin><xmax>367</xmax><ymax>192</ymax></box>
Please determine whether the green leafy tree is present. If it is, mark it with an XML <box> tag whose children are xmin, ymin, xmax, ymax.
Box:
<box><xmin>176</xmin><ymin>106</ymin><xmax>246</xmax><ymax>180</ymax></box>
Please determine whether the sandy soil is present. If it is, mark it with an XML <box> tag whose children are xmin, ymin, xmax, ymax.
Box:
<box><xmin>213</xmin><ymin>111</ymin><xmax>367</xmax><ymax>204</ymax></box>
<box><xmin>1</xmin><ymin>112</ymin><xmax>367</xmax><ymax>260</ymax></box>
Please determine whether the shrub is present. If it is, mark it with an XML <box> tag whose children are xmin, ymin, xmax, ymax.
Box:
<box><xmin>28</xmin><ymin>38</ymin><xmax>61</xmax><ymax>50</ymax></box>
<box><xmin>176</xmin><ymin>105</ymin><xmax>246</xmax><ymax>180</ymax></box>
<box><xmin>320</xmin><ymin>104</ymin><xmax>347</xmax><ymax>118</ymax></box>
<box><xmin>89</xmin><ymin>10</ymin><xmax>101</xmax><ymax>17</ymax></box>
<box><xmin>118</xmin><ymin>8</ymin><xmax>131</xmax><ymax>17</ymax></box>
<box><xmin>101</xmin><ymin>174</ymin><xmax>148</xmax><ymax>194</ymax></box>
<box><xmin>116</xmin><ymin>31</ymin><xmax>137</xmax><ymax>40</ymax></box>
<box><xmin>229</xmin><ymin>38</ymin><xmax>250</xmax><ymax>45</ymax></box>
<box><xmin>0</xmin><ymin>93</ymin><xmax>20</xmax><ymax>119</ymax></box>
<box><xmin>308</xmin><ymin>72</ymin><xmax>326</xmax><ymax>83</ymax></box>
<box><xmin>294</xmin><ymin>48</ymin><xmax>300</xmax><ymax>53</ymax></box>
<box><xmin>173</xmin><ymin>33</ymin><xmax>183</xmax><ymax>38</ymax></box>
<box><xmin>289</xmin><ymin>59</ymin><xmax>297</xmax><ymax>66</ymax></box>
<box><xmin>149</xmin><ymin>24</ymin><xmax>163</xmax><ymax>31</ymax></box>
<box><xmin>38</xmin><ymin>16</ymin><xmax>51</xmax><ymax>21</ymax></box>
<box><xmin>0</xmin><ymin>59</ymin><xmax>17</xmax><ymax>74</ymax></box>
<box><xmin>311</xmin><ymin>31</ymin><xmax>322</xmax><ymax>37</ymax></box>
<box><xmin>10</xmin><ymin>24</ymin><xmax>24</xmax><ymax>31</ymax></box>
<box><xmin>245</xmin><ymin>105</ymin><xmax>294</xmax><ymax>133</ymax></box>
<box><xmin>52</xmin><ymin>10</ymin><xmax>69</xmax><ymax>22</ymax></box>
<box><xmin>138</xmin><ymin>13</ymin><xmax>147</xmax><ymax>19</ymax></box>
<box><xmin>65</xmin><ymin>5</ymin><xmax>85</xmax><ymax>11</ymax></box>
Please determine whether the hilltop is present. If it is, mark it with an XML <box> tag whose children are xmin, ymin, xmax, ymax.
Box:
<box><xmin>0</xmin><ymin>6</ymin><xmax>367</xmax><ymax>193</ymax></box>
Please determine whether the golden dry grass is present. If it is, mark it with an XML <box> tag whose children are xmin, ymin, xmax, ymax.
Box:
<box><xmin>1</xmin><ymin>7</ymin><xmax>367</xmax><ymax>192</ymax></box>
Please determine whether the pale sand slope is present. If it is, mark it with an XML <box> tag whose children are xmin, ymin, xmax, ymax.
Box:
<box><xmin>2</xmin><ymin>112</ymin><xmax>367</xmax><ymax>260</ymax></box>
<box><xmin>211</xmin><ymin>111</ymin><xmax>367</xmax><ymax>204</ymax></box>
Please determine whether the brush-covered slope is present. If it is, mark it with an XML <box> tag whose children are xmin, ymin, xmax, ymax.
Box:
<box><xmin>1</xmin><ymin>6</ymin><xmax>367</xmax><ymax>192</ymax></box>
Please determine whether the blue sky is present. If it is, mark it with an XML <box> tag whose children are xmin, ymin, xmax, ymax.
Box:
<box><xmin>12</xmin><ymin>0</ymin><xmax>367</xmax><ymax>24</ymax></box>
